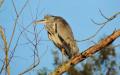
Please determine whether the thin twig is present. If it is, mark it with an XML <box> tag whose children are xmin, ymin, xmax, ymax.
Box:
<box><xmin>76</xmin><ymin>23</ymin><xmax>106</xmax><ymax>42</ymax></box>
<box><xmin>18</xmin><ymin>29</ymin><xmax>40</xmax><ymax>75</ymax></box>
<box><xmin>76</xmin><ymin>11</ymin><xmax>120</xmax><ymax>42</ymax></box>
<box><xmin>98</xmin><ymin>9</ymin><xmax>109</xmax><ymax>20</ymax></box>
<box><xmin>91</xmin><ymin>11</ymin><xmax>120</xmax><ymax>25</ymax></box>
<box><xmin>11</xmin><ymin>0</ymin><xmax>18</xmax><ymax>17</ymax></box>
<box><xmin>0</xmin><ymin>61</ymin><xmax>5</xmax><ymax>75</ymax></box>
<box><xmin>8</xmin><ymin>0</ymin><xmax>29</xmax><ymax>49</ymax></box>
<box><xmin>18</xmin><ymin>1</ymin><xmax>41</xmax><ymax>74</ymax></box>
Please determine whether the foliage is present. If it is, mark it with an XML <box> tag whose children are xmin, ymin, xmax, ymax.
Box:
<box><xmin>80</xmin><ymin>44</ymin><xmax>117</xmax><ymax>75</ymax></box>
<box><xmin>37</xmin><ymin>44</ymin><xmax>118</xmax><ymax>75</ymax></box>
<box><xmin>37</xmin><ymin>68</ymin><xmax>48</xmax><ymax>75</ymax></box>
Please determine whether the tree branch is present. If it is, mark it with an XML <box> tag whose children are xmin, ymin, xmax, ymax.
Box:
<box><xmin>50</xmin><ymin>29</ymin><xmax>120</xmax><ymax>75</ymax></box>
<box><xmin>0</xmin><ymin>26</ymin><xmax>10</xmax><ymax>75</ymax></box>
<box><xmin>91</xmin><ymin>11</ymin><xmax>120</xmax><ymax>25</ymax></box>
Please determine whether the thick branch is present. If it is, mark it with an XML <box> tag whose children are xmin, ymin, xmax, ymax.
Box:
<box><xmin>51</xmin><ymin>29</ymin><xmax>120</xmax><ymax>75</ymax></box>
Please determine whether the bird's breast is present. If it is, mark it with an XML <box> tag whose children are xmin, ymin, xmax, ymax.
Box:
<box><xmin>47</xmin><ymin>31</ymin><xmax>64</xmax><ymax>50</ymax></box>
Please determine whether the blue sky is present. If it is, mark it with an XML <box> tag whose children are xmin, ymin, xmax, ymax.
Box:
<box><xmin>0</xmin><ymin>0</ymin><xmax>120</xmax><ymax>75</ymax></box>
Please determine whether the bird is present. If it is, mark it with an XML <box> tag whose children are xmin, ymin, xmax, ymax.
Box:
<box><xmin>33</xmin><ymin>15</ymin><xmax>79</xmax><ymax>59</ymax></box>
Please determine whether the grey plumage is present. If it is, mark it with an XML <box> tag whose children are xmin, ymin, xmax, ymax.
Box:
<box><xmin>34</xmin><ymin>15</ymin><xmax>79</xmax><ymax>59</ymax></box>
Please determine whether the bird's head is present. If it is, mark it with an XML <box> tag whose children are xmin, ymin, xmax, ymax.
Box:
<box><xmin>33</xmin><ymin>15</ymin><xmax>56</xmax><ymax>25</ymax></box>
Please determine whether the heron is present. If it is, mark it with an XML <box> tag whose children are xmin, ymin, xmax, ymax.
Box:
<box><xmin>33</xmin><ymin>15</ymin><xmax>79</xmax><ymax>59</ymax></box>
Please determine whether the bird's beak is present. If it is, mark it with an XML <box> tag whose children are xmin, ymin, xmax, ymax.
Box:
<box><xmin>33</xmin><ymin>19</ymin><xmax>46</xmax><ymax>25</ymax></box>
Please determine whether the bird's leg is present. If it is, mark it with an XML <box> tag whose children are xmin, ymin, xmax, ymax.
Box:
<box><xmin>61</xmin><ymin>48</ymin><xmax>65</xmax><ymax>63</ymax></box>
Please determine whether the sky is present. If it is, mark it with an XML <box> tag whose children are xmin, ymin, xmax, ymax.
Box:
<box><xmin>0</xmin><ymin>0</ymin><xmax>120</xmax><ymax>75</ymax></box>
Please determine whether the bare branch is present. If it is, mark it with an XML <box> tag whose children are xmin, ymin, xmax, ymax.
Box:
<box><xmin>98</xmin><ymin>9</ymin><xmax>109</xmax><ymax>20</ymax></box>
<box><xmin>9</xmin><ymin>31</ymin><xmax>23</xmax><ymax>64</ymax></box>
<box><xmin>18</xmin><ymin>55</ymin><xmax>40</xmax><ymax>75</ymax></box>
<box><xmin>11</xmin><ymin>0</ymin><xmax>18</xmax><ymax>16</ymax></box>
<box><xmin>51</xmin><ymin>29</ymin><xmax>120</xmax><ymax>75</ymax></box>
<box><xmin>18</xmin><ymin>2</ymin><xmax>42</xmax><ymax>73</ymax></box>
<box><xmin>76</xmin><ymin>23</ymin><xmax>106</xmax><ymax>42</ymax></box>
<box><xmin>18</xmin><ymin>26</ymin><xmax>40</xmax><ymax>74</ymax></box>
<box><xmin>18</xmin><ymin>32</ymin><xmax>40</xmax><ymax>75</ymax></box>
<box><xmin>8</xmin><ymin>0</ymin><xmax>29</xmax><ymax>49</ymax></box>
<box><xmin>76</xmin><ymin>11</ymin><xmax>120</xmax><ymax>43</ymax></box>
<box><xmin>0</xmin><ymin>61</ymin><xmax>5</xmax><ymax>74</ymax></box>
<box><xmin>0</xmin><ymin>26</ymin><xmax>10</xmax><ymax>75</ymax></box>
<box><xmin>91</xmin><ymin>11</ymin><xmax>120</xmax><ymax>25</ymax></box>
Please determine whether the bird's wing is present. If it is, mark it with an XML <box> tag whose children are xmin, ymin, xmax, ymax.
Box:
<box><xmin>55</xmin><ymin>17</ymin><xmax>79</xmax><ymax>58</ymax></box>
<box><xmin>55</xmin><ymin>18</ymin><xmax>75</xmax><ymax>44</ymax></box>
